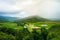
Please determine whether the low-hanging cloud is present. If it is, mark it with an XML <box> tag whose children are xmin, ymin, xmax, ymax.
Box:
<box><xmin>0</xmin><ymin>0</ymin><xmax>60</xmax><ymax>20</ymax></box>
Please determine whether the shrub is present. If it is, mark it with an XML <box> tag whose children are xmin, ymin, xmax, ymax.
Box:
<box><xmin>41</xmin><ymin>27</ymin><xmax>49</xmax><ymax>40</ymax></box>
<box><xmin>0</xmin><ymin>26</ymin><xmax>16</xmax><ymax>36</ymax></box>
<box><xmin>0</xmin><ymin>32</ymin><xmax>15</xmax><ymax>40</ymax></box>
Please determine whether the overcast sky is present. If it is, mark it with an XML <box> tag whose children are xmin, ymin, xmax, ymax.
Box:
<box><xmin>0</xmin><ymin>0</ymin><xmax>60</xmax><ymax>20</ymax></box>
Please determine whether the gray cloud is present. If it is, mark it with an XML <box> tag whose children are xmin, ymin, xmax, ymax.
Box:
<box><xmin>0</xmin><ymin>0</ymin><xmax>60</xmax><ymax>20</ymax></box>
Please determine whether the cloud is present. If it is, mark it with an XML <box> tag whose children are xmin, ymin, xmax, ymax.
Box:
<box><xmin>21</xmin><ymin>0</ymin><xmax>60</xmax><ymax>20</ymax></box>
<box><xmin>0</xmin><ymin>0</ymin><xmax>38</xmax><ymax>18</ymax></box>
<box><xmin>0</xmin><ymin>0</ymin><xmax>60</xmax><ymax>20</ymax></box>
<box><xmin>0</xmin><ymin>0</ymin><xmax>35</xmax><ymax>12</ymax></box>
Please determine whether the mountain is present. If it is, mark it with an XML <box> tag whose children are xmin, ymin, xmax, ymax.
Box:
<box><xmin>15</xmin><ymin>16</ymin><xmax>49</xmax><ymax>23</ymax></box>
<box><xmin>1</xmin><ymin>15</ymin><xmax>59</xmax><ymax>23</ymax></box>
<box><xmin>0</xmin><ymin>16</ymin><xmax>19</xmax><ymax>22</ymax></box>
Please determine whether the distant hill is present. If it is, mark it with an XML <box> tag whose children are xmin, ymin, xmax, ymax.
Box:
<box><xmin>0</xmin><ymin>16</ymin><xmax>19</xmax><ymax>22</ymax></box>
<box><xmin>0</xmin><ymin>15</ymin><xmax>59</xmax><ymax>23</ymax></box>
<box><xmin>15</xmin><ymin>16</ymin><xmax>50</xmax><ymax>23</ymax></box>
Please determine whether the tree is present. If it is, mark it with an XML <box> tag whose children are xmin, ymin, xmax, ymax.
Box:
<box><xmin>41</xmin><ymin>27</ymin><xmax>48</xmax><ymax>40</ymax></box>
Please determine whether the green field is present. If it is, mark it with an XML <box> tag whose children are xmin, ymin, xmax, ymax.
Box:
<box><xmin>0</xmin><ymin>22</ymin><xmax>60</xmax><ymax>40</ymax></box>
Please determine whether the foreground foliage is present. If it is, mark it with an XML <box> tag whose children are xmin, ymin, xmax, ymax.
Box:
<box><xmin>0</xmin><ymin>22</ymin><xmax>60</xmax><ymax>40</ymax></box>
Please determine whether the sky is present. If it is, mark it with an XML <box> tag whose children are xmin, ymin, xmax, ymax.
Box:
<box><xmin>0</xmin><ymin>0</ymin><xmax>60</xmax><ymax>20</ymax></box>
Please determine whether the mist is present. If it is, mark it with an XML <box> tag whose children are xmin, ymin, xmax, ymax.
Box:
<box><xmin>0</xmin><ymin>0</ymin><xmax>60</xmax><ymax>20</ymax></box>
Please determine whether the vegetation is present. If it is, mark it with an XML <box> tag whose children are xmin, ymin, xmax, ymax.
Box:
<box><xmin>0</xmin><ymin>16</ymin><xmax>60</xmax><ymax>40</ymax></box>
<box><xmin>0</xmin><ymin>22</ymin><xmax>60</xmax><ymax>40</ymax></box>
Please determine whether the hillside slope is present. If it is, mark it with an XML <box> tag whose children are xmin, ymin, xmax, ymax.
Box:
<box><xmin>15</xmin><ymin>16</ymin><xmax>50</xmax><ymax>23</ymax></box>
<box><xmin>0</xmin><ymin>16</ymin><xmax>18</xmax><ymax>22</ymax></box>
